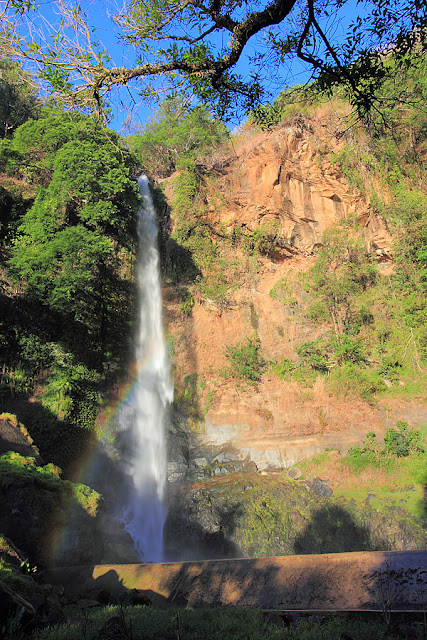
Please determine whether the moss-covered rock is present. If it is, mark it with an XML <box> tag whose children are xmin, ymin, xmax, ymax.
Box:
<box><xmin>165</xmin><ymin>471</ymin><xmax>427</xmax><ymax>560</ymax></box>
<box><xmin>0</xmin><ymin>413</ymin><xmax>43</xmax><ymax>463</ymax></box>
<box><xmin>0</xmin><ymin>452</ymin><xmax>104</xmax><ymax>567</ymax></box>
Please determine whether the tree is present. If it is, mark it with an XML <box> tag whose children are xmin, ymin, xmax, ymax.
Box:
<box><xmin>8</xmin><ymin>111</ymin><xmax>139</xmax><ymax>346</ymax></box>
<box><xmin>1</xmin><ymin>0</ymin><xmax>426</xmax><ymax>121</ymax></box>
<box><xmin>308</xmin><ymin>227</ymin><xmax>377</xmax><ymax>337</ymax></box>
<box><xmin>127</xmin><ymin>97</ymin><xmax>228</xmax><ymax>177</ymax></box>
<box><xmin>0</xmin><ymin>59</ymin><xmax>40</xmax><ymax>137</ymax></box>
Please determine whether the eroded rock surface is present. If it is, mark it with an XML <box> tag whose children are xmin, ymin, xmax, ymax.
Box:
<box><xmin>208</xmin><ymin>122</ymin><xmax>391</xmax><ymax>256</ymax></box>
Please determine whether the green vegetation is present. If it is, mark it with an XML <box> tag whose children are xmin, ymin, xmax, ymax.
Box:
<box><xmin>0</xmin><ymin>105</ymin><xmax>139</xmax><ymax>467</ymax></box>
<box><xmin>251</xmin><ymin>84</ymin><xmax>322</xmax><ymax>130</ymax></box>
<box><xmin>298</xmin><ymin>422</ymin><xmax>427</xmax><ymax>521</ymax></box>
<box><xmin>175</xmin><ymin>372</ymin><xmax>199</xmax><ymax>414</ymax></box>
<box><xmin>0</xmin><ymin>451</ymin><xmax>101</xmax><ymax>516</ymax></box>
<box><xmin>221</xmin><ymin>334</ymin><xmax>266</xmax><ymax>386</ymax></box>
<box><xmin>30</xmin><ymin>605</ymin><xmax>410</xmax><ymax>640</ymax></box>
<box><xmin>127</xmin><ymin>98</ymin><xmax>228</xmax><ymax>177</ymax></box>
<box><xmin>268</xmin><ymin>201</ymin><xmax>425</xmax><ymax>402</ymax></box>
<box><xmin>244</xmin><ymin>222</ymin><xmax>281</xmax><ymax>257</ymax></box>
<box><xmin>0</xmin><ymin>60</ymin><xmax>41</xmax><ymax>138</ymax></box>
<box><xmin>349</xmin><ymin>422</ymin><xmax>424</xmax><ymax>463</ymax></box>
<box><xmin>170</xmin><ymin>165</ymin><xmax>232</xmax><ymax>301</ymax></box>
<box><xmin>307</xmin><ymin>227</ymin><xmax>377</xmax><ymax>338</ymax></box>
<box><xmin>174</xmin><ymin>373</ymin><xmax>216</xmax><ymax>426</ymax></box>
<box><xmin>0</xmin><ymin>451</ymin><xmax>102</xmax><ymax>569</ymax></box>
<box><xmin>129</xmin><ymin>100</ymin><xmax>288</xmax><ymax>307</ymax></box>
<box><xmin>127</xmin><ymin>99</ymin><xmax>245</xmax><ymax>306</ymax></box>
<box><xmin>143</xmin><ymin>53</ymin><xmax>427</xmax><ymax>409</ymax></box>
<box><xmin>269</xmin><ymin>277</ymin><xmax>298</xmax><ymax>308</ymax></box>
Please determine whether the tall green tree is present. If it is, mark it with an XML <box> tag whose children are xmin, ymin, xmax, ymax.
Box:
<box><xmin>308</xmin><ymin>227</ymin><xmax>377</xmax><ymax>337</ymax></box>
<box><xmin>0</xmin><ymin>59</ymin><xmax>40</xmax><ymax>138</ymax></box>
<box><xmin>8</xmin><ymin>110</ymin><xmax>139</xmax><ymax>352</ymax></box>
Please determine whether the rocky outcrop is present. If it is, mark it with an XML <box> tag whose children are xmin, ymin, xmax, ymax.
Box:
<box><xmin>164</xmin><ymin>471</ymin><xmax>427</xmax><ymax>561</ymax></box>
<box><xmin>0</xmin><ymin>413</ymin><xmax>43</xmax><ymax>464</ymax></box>
<box><xmin>0</xmin><ymin>453</ymin><xmax>105</xmax><ymax>567</ymax></box>
<box><xmin>209</xmin><ymin>121</ymin><xmax>391</xmax><ymax>257</ymax></box>
<box><xmin>161</xmin><ymin>118</ymin><xmax>422</xmax><ymax>480</ymax></box>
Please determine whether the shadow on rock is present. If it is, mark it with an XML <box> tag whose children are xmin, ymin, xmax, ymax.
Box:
<box><xmin>164</xmin><ymin>489</ymin><xmax>245</xmax><ymax>561</ymax></box>
<box><xmin>294</xmin><ymin>504</ymin><xmax>385</xmax><ymax>554</ymax></box>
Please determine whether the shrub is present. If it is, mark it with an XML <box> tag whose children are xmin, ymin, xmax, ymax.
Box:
<box><xmin>296</xmin><ymin>340</ymin><xmax>329</xmax><ymax>372</ymax></box>
<box><xmin>378</xmin><ymin>357</ymin><xmax>403</xmax><ymax>382</ymax></box>
<box><xmin>270</xmin><ymin>357</ymin><xmax>297</xmax><ymax>379</ymax></box>
<box><xmin>330</xmin><ymin>335</ymin><xmax>366</xmax><ymax>365</ymax></box>
<box><xmin>221</xmin><ymin>334</ymin><xmax>266</xmax><ymax>385</ymax></box>
<box><xmin>177</xmin><ymin>288</ymin><xmax>194</xmax><ymax>317</ymax></box>
<box><xmin>306</xmin><ymin>300</ymin><xmax>329</xmax><ymax>322</ymax></box>
<box><xmin>348</xmin><ymin>431</ymin><xmax>381</xmax><ymax>463</ymax></box>
<box><xmin>383</xmin><ymin>421</ymin><xmax>424</xmax><ymax>457</ymax></box>
<box><xmin>246</xmin><ymin>222</ymin><xmax>280</xmax><ymax>257</ymax></box>
<box><xmin>327</xmin><ymin>363</ymin><xmax>385</xmax><ymax>400</ymax></box>
<box><xmin>348</xmin><ymin>422</ymin><xmax>424</xmax><ymax>466</ymax></box>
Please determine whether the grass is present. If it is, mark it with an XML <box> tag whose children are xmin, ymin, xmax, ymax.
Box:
<box><xmin>31</xmin><ymin>606</ymin><xmax>410</xmax><ymax>640</ymax></box>
<box><xmin>33</xmin><ymin>606</ymin><xmax>285</xmax><ymax>640</ymax></box>
<box><xmin>296</xmin><ymin>443</ymin><xmax>427</xmax><ymax>520</ymax></box>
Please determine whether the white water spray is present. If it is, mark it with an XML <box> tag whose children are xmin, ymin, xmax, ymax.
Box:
<box><xmin>119</xmin><ymin>175</ymin><xmax>173</xmax><ymax>562</ymax></box>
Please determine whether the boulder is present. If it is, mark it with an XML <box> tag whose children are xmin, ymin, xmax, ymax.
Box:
<box><xmin>0</xmin><ymin>414</ymin><xmax>43</xmax><ymax>463</ymax></box>
<box><xmin>312</xmin><ymin>476</ymin><xmax>334</xmax><ymax>498</ymax></box>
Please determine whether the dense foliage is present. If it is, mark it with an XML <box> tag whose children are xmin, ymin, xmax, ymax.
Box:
<box><xmin>0</xmin><ymin>107</ymin><xmax>139</xmax><ymax>466</ymax></box>
<box><xmin>221</xmin><ymin>334</ymin><xmax>266</xmax><ymax>386</ymax></box>
<box><xmin>348</xmin><ymin>422</ymin><xmax>424</xmax><ymax>462</ymax></box>
<box><xmin>127</xmin><ymin>98</ymin><xmax>228</xmax><ymax>177</ymax></box>
<box><xmin>0</xmin><ymin>60</ymin><xmax>40</xmax><ymax>138</ymax></box>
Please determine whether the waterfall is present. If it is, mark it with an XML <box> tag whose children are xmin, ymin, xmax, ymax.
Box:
<box><xmin>118</xmin><ymin>175</ymin><xmax>173</xmax><ymax>562</ymax></box>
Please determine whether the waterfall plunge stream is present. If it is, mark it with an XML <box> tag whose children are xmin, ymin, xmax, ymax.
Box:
<box><xmin>118</xmin><ymin>175</ymin><xmax>173</xmax><ymax>562</ymax></box>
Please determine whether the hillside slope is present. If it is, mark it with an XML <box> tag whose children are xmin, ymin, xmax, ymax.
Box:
<box><xmin>159</xmin><ymin>112</ymin><xmax>426</xmax><ymax>477</ymax></box>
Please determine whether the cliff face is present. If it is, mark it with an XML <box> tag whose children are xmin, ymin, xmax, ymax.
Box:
<box><xmin>206</xmin><ymin>121</ymin><xmax>391</xmax><ymax>257</ymax></box>
<box><xmin>161</xmin><ymin>119</ymin><xmax>421</xmax><ymax>481</ymax></box>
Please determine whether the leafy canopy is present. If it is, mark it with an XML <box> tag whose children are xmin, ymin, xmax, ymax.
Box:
<box><xmin>127</xmin><ymin>97</ymin><xmax>228</xmax><ymax>177</ymax></box>
<box><xmin>307</xmin><ymin>226</ymin><xmax>377</xmax><ymax>336</ymax></box>
<box><xmin>8</xmin><ymin>110</ymin><xmax>139</xmax><ymax>323</ymax></box>
<box><xmin>0</xmin><ymin>59</ymin><xmax>40</xmax><ymax>138</ymax></box>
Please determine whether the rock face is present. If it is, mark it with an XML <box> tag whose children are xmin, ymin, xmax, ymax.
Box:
<box><xmin>209</xmin><ymin>122</ymin><xmax>391</xmax><ymax>257</ymax></box>
<box><xmin>165</xmin><ymin>270</ymin><xmax>421</xmax><ymax>479</ymax></box>
<box><xmin>163</xmin><ymin>472</ymin><xmax>426</xmax><ymax>561</ymax></box>
<box><xmin>161</xmin><ymin>119</ymin><xmax>420</xmax><ymax>480</ymax></box>
<box><xmin>0</xmin><ymin>414</ymin><xmax>44</xmax><ymax>464</ymax></box>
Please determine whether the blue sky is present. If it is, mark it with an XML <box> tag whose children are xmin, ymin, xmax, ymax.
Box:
<box><xmin>15</xmin><ymin>0</ymin><xmax>371</xmax><ymax>133</ymax></box>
